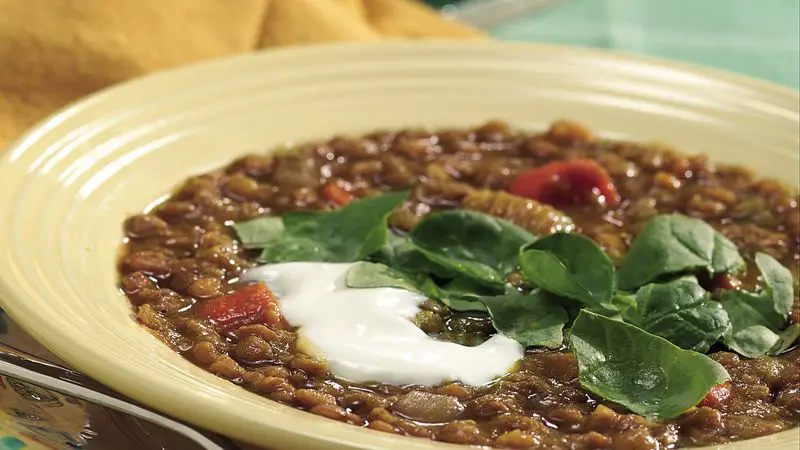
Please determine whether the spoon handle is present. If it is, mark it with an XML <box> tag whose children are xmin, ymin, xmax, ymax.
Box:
<box><xmin>0</xmin><ymin>343</ymin><xmax>232</xmax><ymax>450</ymax></box>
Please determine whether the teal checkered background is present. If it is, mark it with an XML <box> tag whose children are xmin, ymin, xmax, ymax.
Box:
<box><xmin>427</xmin><ymin>0</ymin><xmax>800</xmax><ymax>89</ymax></box>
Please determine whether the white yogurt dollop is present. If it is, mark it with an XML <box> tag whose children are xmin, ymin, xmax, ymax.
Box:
<box><xmin>242</xmin><ymin>262</ymin><xmax>523</xmax><ymax>386</ymax></box>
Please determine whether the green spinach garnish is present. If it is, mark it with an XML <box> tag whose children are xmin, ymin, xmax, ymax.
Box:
<box><xmin>587</xmin><ymin>292</ymin><xmax>637</xmax><ymax>320</ymax></box>
<box><xmin>519</xmin><ymin>233</ymin><xmax>615</xmax><ymax>306</ymax></box>
<box><xmin>772</xmin><ymin>324</ymin><xmax>800</xmax><ymax>355</ymax></box>
<box><xmin>409</xmin><ymin>210</ymin><xmax>536</xmax><ymax>287</ymax></box>
<box><xmin>570</xmin><ymin>310</ymin><xmax>730</xmax><ymax>420</ymax></box>
<box><xmin>422</xmin><ymin>277</ymin><xmax>493</xmax><ymax>312</ymax></box>
<box><xmin>480</xmin><ymin>291</ymin><xmax>569</xmax><ymax>348</ymax></box>
<box><xmin>721</xmin><ymin>253</ymin><xmax>796</xmax><ymax>358</ymax></box>
<box><xmin>721</xmin><ymin>293</ymin><xmax>784</xmax><ymax>358</ymax></box>
<box><xmin>624</xmin><ymin>278</ymin><xmax>730</xmax><ymax>353</ymax></box>
<box><xmin>616</xmin><ymin>214</ymin><xmax>745</xmax><ymax>291</ymax></box>
<box><xmin>345</xmin><ymin>261</ymin><xmax>422</xmax><ymax>293</ymax></box>
<box><xmin>753</xmin><ymin>252</ymin><xmax>795</xmax><ymax>322</ymax></box>
<box><xmin>234</xmin><ymin>191</ymin><xmax>409</xmax><ymax>263</ymax></box>
<box><xmin>345</xmin><ymin>261</ymin><xmax>490</xmax><ymax>312</ymax></box>
<box><xmin>233</xmin><ymin>216</ymin><xmax>284</xmax><ymax>248</ymax></box>
<box><xmin>234</xmin><ymin>200</ymin><xmax>798</xmax><ymax>423</ymax></box>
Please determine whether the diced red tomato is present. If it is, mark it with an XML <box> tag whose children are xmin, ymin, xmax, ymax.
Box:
<box><xmin>701</xmin><ymin>382</ymin><xmax>731</xmax><ymax>408</ymax></box>
<box><xmin>322</xmin><ymin>180</ymin><xmax>354</xmax><ymax>206</ymax></box>
<box><xmin>507</xmin><ymin>159</ymin><xmax>619</xmax><ymax>207</ymax></box>
<box><xmin>198</xmin><ymin>283</ymin><xmax>286</xmax><ymax>333</ymax></box>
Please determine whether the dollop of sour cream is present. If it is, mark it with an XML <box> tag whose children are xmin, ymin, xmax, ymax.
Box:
<box><xmin>241</xmin><ymin>262</ymin><xmax>523</xmax><ymax>386</ymax></box>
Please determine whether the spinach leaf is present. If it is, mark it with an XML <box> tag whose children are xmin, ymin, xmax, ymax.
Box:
<box><xmin>721</xmin><ymin>292</ymin><xmax>784</xmax><ymax>358</ymax></box>
<box><xmin>234</xmin><ymin>191</ymin><xmax>409</xmax><ymax>263</ymax></box>
<box><xmin>754</xmin><ymin>252</ymin><xmax>794</xmax><ymax>323</ymax></box>
<box><xmin>409</xmin><ymin>210</ymin><xmax>536</xmax><ymax>287</ymax></box>
<box><xmin>439</xmin><ymin>277</ymin><xmax>489</xmax><ymax>296</ymax></box>
<box><xmin>626</xmin><ymin>278</ymin><xmax>730</xmax><ymax>353</ymax></box>
<box><xmin>589</xmin><ymin>292</ymin><xmax>637</xmax><ymax>321</ymax></box>
<box><xmin>395</xmin><ymin>247</ymin><xmax>458</xmax><ymax>280</ymax></box>
<box><xmin>345</xmin><ymin>261</ymin><xmax>421</xmax><ymax>293</ymax></box>
<box><xmin>372</xmin><ymin>231</ymin><xmax>460</xmax><ymax>280</ymax></box>
<box><xmin>771</xmin><ymin>323</ymin><xmax>800</xmax><ymax>355</ymax></box>
<box><xmin>282</xmin><ymin>211</ymin><xmax>322</xmax><ymax>228</ymax></box>
<box><xmin>235</xmin><ymin>211</ymin><xmax>324</xmax><ymax>249</ymax></box>
<box><xmin>346</xmin><ymin>262</ymin><xmax>489</xmax><ymax>312</ymax></box>
<box><xmin>233</xmin><ymin>216</ymin><xmax>284</xmax><ymax>249</ymax></box>
<box><xmin>427</xmin><ymin>276</ymin><xmax>499</xmax><ymax>312</ymax></box>
<box><xmin>570</xmin><ymin>310</ymin><xmax>730</xmax><ymax>420</ymax></box>
<box><xmin>721</xmin><ymin>290</ymin><xmax>794</xmax><ymax>358</ymax></box>
<box><xmin>616</xmin><ymin>214</ymin><xmax>745</xmax><ymax>291</ymax></box>
<box><xmin>480</xmin><ymin>291</ymin><xmax>569</xmax><ymax>348</ymax></box>
<box><xmin>421</xmin><ymin>278</ymin><xmax>490</xmax><ymax>312</ymax></box>
<box><xmin>611</xmin><ymin>292</ymin><xmax>637</xmax><ymax>311</ymax></box>
<box><xmin>720</xmin><ymin>252</ymin><xmax>795</xmax><ymax>358</ymax></box>
<box><xmin>519</xmin><ymin>233</ymin><xmax>615</xmax><ymax>306</ymax></box>
<box><xmin>371</xmin><ymin>231</ymin><xmax>412</xmax><ymax>265</ymax></box>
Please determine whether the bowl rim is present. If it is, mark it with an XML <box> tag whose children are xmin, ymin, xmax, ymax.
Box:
<box><xmin>2</xmin><ymin>39</ymin><xmax>798</xmax><ymax>159</ymax></box>
<box><xmin>0</xmin><ymin>40</ymin><xmax>798</xmax><ymax>450</ymax></box>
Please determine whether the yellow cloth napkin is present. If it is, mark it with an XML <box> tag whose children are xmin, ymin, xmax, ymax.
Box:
<box><xmin>0</xmin><ymin>0</ymin><xmax>482</xmax><ymax>147</ymax></box>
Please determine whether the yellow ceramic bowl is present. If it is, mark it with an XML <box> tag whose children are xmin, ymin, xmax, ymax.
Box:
<box><xmin>0</xmin><ymin>42</ymin><xmax>798</xmax><ymax>450</ymax></box>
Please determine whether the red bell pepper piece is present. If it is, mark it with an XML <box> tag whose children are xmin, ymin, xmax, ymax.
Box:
<box><xmin>700</xmin><ymin>382</ymin><xmax>731</xmax><ymax>408</ymax></box>
<box><xmin>508</xmin><ymin>159</ymin><xmax>619</xmax><ymax>207</ymax></box>
<box><xmin>322</xmin><ymin>180</ymin><xmax>354</xmax><ymax>206</ymax></box>
<box><xmin>198</xmin><ymin>283</ymin><xmax>285</xmax><ymax>333</ymax></box>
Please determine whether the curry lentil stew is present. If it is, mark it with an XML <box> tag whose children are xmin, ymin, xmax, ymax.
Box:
<box><xmin>119</xmin><ymin>120</ymin><xmax>800</xmax><ymax>449</ymax></box>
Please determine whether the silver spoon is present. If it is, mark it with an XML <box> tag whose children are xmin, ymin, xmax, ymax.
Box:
<box><xmin>0</xmin><ymin>343</ymin><xmax>233</xmax><ymax>450</ymax></box>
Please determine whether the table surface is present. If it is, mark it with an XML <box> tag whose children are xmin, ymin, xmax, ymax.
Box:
<box><xmin>431</xmin><ymin>0</ymin><xmax>800</xmax><ymax>89</ymax></box>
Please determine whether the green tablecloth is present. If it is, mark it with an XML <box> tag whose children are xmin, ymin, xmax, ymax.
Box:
<box><xmin>431</xmin><ymin>0</ymin><xmax>800</xmax><ymax>90</ymax></box>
